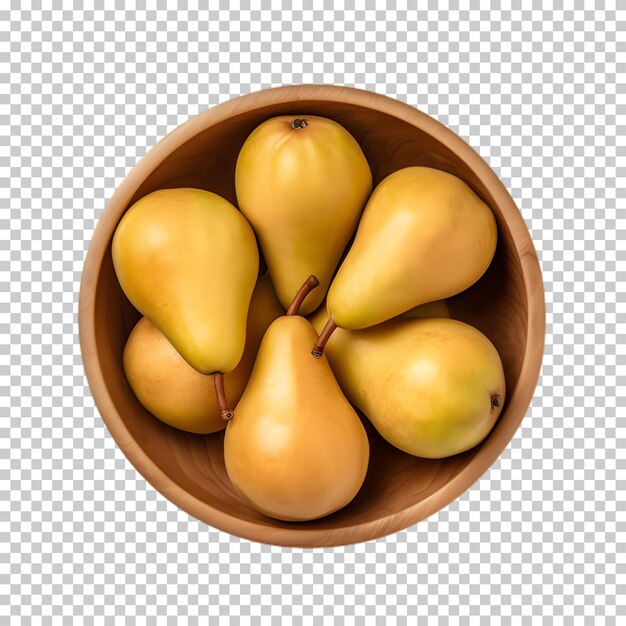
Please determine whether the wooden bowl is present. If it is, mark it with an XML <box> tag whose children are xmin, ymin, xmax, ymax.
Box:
<box><xmin>79</xmin><ymin>85</ymin><xmax>544</xmax><ymax>548</ymax></box>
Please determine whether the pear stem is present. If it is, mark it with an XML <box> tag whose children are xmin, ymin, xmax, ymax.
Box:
<box><xmin>214</xmin><ymin>372</ymin><xmax>233</xmax><ymax>421</ymax></box>
<box><xmin>286</xmin><ymin>275</ymin><xmax>319</xmax><ymax>316</ymax></box>
<box><xmin>491</xmin><ymin>394</ymin><xmax>502</xmax><ymax>410</ymax></box>
<box><xmin>311</xmin><ymin>317</ymin><xmax>337</xmax><ymax>359</ymax></box>
<box><xmin>291</xmin><ymin>118</ymin><xmax>307</xmax><ymax>129</ymax></box>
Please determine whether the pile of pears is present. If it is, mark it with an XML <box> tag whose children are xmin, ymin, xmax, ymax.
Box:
<box><xmin>112</xmin><ymin>115</ymin><xmax>505</xmax><ymax>522</ymax></box>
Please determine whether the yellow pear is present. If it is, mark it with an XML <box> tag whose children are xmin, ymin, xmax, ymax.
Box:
<box><xmin>324</xmin><ymin>166</ymin><xmax>497</xmax><ymax>331</ymax></box>
<box><xmin>404</xmin><ymin>299</ymin><xmax>450</xmax><ymax>319</ymax></box>
<box><xmin>112</xmin><ymin>188</ymin><xmax>259</xmax><ymax>375</ymax></box>
<box><xmin>311</xmin><ymin>311</ymin><xmax>505</xmax><ymax>459</ymax></box>
<box><xmin>123</xmin><ymin>275</ymin><xmax>284</xmax><ymax>434</ymax></box>
<box><xmin>235</xmin><ymin>115</ymin><xmax>372</xmax><ymax>315</ymax></box>
<box><xmin>224</xmin><ymin>278</ymin><xmax>369</xmax><ymax>521</ymax></box>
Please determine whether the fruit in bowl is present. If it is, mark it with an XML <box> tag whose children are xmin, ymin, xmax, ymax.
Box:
<box><xmin>80</xmin><ymin>85</ymin><xmax>544</xmax><ymax>547</ymax></box>
<box><xmin>235</xmin><ymin>115</ymin><xmax>372</xmax><ymax>315</ymax></box>
<box><xmin>224</xmin><ymin>277</ymin><xmax>369</xmax><ymax>522</ymax></box>
<box><xmin>311</xmin><ymin>312</ymin><xmax>506</xmax><ymax>459</ymax></box>
<box><xmin>108</xmin><ymin>114</ymin><xmax>504</xmax><ymax>522</ymax></box>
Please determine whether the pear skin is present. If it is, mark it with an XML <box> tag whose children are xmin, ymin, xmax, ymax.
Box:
<box><xmin>404</xmin><ymin>299</ymin><xmax>450</xmax><ymax>320</ymax></box>
<box><xmin>224</xmin><ymin>316</ymin><xmax>369</xmax><ymax>521</ymax></box>
<box><xmin>311</xmin><ymin>311</ymin><xmax>505</xmax><ymax>459</ymax></box>
<box><xmin>123</xmin><ymin>275</ymin><xmax>284</xmax><ymax>434</ymax></box>
<box><xmin>327</xmin><ymin>167</ymin><xmax>497</xmax><ymax>330</ymax></box>
<box><xmin>235</xmin><ymin>115</ymin><xmax>372</xmax><ymax>315</ymax></box>
<box><xmin>112</xmin><ymin>188</ymin><xmax>259</xmax><ymax>374</ymax></box>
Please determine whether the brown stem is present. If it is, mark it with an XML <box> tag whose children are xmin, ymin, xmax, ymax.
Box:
<box><xmin>291</xmin><ymin>118</ymin><xmax>307</xmax><ymax>129</ymax></box>
<box><xmin>311</xmin><ymin>317</ymin><xmax>337</xmax><ymax>359</ymax></box>
<box><xmin>491</xmin><ymin>394</ymin><xmax>502</xmax><ymax>410</ymax></box>
<box><xmin>214</xmin><ymin>372</ymin><xmax>233</xmax><ymax>421</ymax></box>
<box><xmin>286</xmin><ymin>275</ymin><xmax>319</xmax><ymax>316</ymax></box>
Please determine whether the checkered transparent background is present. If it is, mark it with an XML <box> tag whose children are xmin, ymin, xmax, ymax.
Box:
<box><xmin>2</xmin><ymin>3</ymin><xmax>623</xmax><ymax>623</ymax></box>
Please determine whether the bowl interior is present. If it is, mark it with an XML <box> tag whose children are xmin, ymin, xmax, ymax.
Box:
<box><xmin>91</xmin><ymin>98</ymin><xmax>529</xmax><ymax>544</ymax></box>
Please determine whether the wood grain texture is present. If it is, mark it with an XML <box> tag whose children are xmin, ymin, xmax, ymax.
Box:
<box><xmin>79</xmin><ymin>85</ymin><xmax>545</xmax><ymax>548</ymax></box>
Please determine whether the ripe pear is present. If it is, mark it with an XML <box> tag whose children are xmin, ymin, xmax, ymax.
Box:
<box><xmin>123</xmin><ymin>275</ymin><xmax>284</xmax><ymax>434</ymax></box>
<box><xmin>235</xmin><ymin>115</ymin><xmax>372</xmax><ymax>315</ymax></box>
<box><xmin>311</xmin><ymin>311</ymin><xmax>506</xmax><ymax>459</ymax></box>
<box><xmin>224</xmin><ymin>278</ymin><xmax>369</xmax><ymax>522</ymax></box>
<box><xmin>325</xmin><ymin>166</ymin><xmax>497</xmax><ymax>331</ymax></box>
<box><xmin>112</xmin><ymin>188</ymin><xmax>259</xmax><ymax>375</ymax></box>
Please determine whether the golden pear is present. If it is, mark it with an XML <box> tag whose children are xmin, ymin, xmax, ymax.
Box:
<box><xmin>123</xmin><ymin>275</ymin><xmax>284</xmax><ymax>434</ymax></box>
<box><xmin>112</xmin><ymin>188</ymin><xmax>259</xmax><ymax>374</ymax></box>
<box><xmin>224</xmin><ymin>279</ymin><xmax>369</xmax><ymax>521</ymax></box>
<box><xmin>235</xmin><ymin>115</ymin><xmax>372</xmax><ymax>315</ymax></box>
<box><xmin>326</xmin><ymin>167</ymin><xmax>497</xmax><ymax>331</ymax></box>
<box><xmin>311</xmin><ymin>311</ymin><xmax>505</xmax><ymax>459</ymax></box>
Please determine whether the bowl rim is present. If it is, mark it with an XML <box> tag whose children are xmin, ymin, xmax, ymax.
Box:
<box><xmin>79</xmin><ymin>84</ymin><xmax>545</xmax><ymax>548</ymax></box>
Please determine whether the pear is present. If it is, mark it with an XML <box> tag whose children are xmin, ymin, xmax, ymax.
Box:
<box><xmin>224</xmin><ymin>277</ymin><xmax>369</xmax><ymax>522</ymax></box>
<box><xmin>315</xmin><ymin>166</ymin><xmax>496</xmax><ymax>349</ymax></box>
<box><xmin>112</xmin><ymin>188</ymin><xmax>259</xmax><ymax>378</ymax></box>
<box><xmin>235</xmin><ymin>115</ymin><xmax>372</xmax><ymax>315</ymax></box>
<box><xmin>311</xmin><ymin>311</ymin><xmax>505</xmax><ymax>459</ymax></box>
<box><xmin>123</xmin><ymin>275</ymin><xmax>284</xmax><ymax>434</ymax></box>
